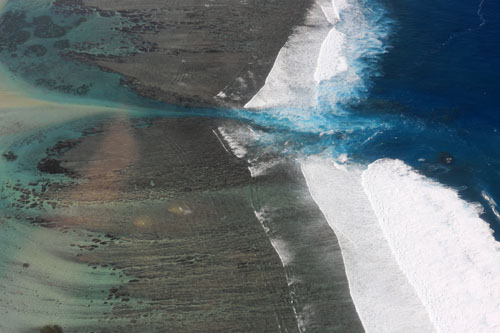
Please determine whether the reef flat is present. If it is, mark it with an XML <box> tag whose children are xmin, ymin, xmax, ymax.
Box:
<box><xmin>0</xmin><ymin>0</ymin><xmax>364</xmax><ymax>331</ymax></box>
<box><xmin>0</xmin><ymin>113</ymin><xmax>362</xmax><ymax>331</ymax></box>
<box><xmin>53</xmin><ymin>0</ymin><xmax>312</xmax><ymax>107</ymax></box>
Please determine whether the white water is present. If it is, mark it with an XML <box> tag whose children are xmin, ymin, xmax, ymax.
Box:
<box><xmin>362</xmin><ymin>159</ymin><xmax>500</xmax><ymax>332</ymax></box>
<box><xmin>303</xmin><ymin>158</ymin><xmax>500</xmax><ymax>332</ymax></box>
<box><xmin>482</xmin><ymin>190</ymin><xmax>500</xmax><ymax>220</ymax></box>
<box><xmin>245</xmin><ymin>0</ymin><xmax>388</xmax><ymax>110</ymax></box>
<box><xmin>215</xmin><ymin>125</ymin><xmax>282</xmax><ymax>178</ymax></box>
<box><xmin>216</xmin><ymin>126</ymin><xmax>248</xmax><ymax>159</ymax></box>
<box><xmin>244</xmin><ymin>1</ymin><xmax>332</xmax><ymax>109</ymax></box>
<box><xmin>254</xmin><ymin>208</ymin><xmax>305</xmax><ymax>331</ymax></box>
<box><xmin>302</xmin><ymin>158</ymin><xmax>434</xmax><ymax>332</ymax></box>
<box><xmin>314</xmin><ymin>28</ymin><xmax>348</xmax><ymax>83</ymax></box>
<box><xmin>315</xmin><ymin>0</ymin><xmax>349</xmax><ymax>83</ymax></box>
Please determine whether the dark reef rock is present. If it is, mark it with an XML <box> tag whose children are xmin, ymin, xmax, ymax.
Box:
<box><xmin>24</xmin><ymin>44</ymin><xmax>47</xmax><ymax>57</ymax></box>
<box><xmin>40</xmin><ymin>325</ymin><xmax>63</xmax><ymax>333</ymax></box>
<box><xmin>72</xmin><ymin>17</ymin><xmax>88</xmax><ymax>27</ymax></box>
<box><xmin>33</xmin><ymin>16</ymin><xmax>66</xmax><ymax>38</ymax></box>
<box><xmin>49</xmin><ymin>139</ymin><xmax>82</xmax><ymax>156</ymax></box>
<box><xmin>9</xmin><ymin>30</ymin><xmax>31</xmax><ymax>45</ymax></box>
<box><xmin>50</xmin><ymin>0</ymin><xmax>314</xmax><ymax>108</ymax></box>
<box><xmin>0</xmin><ymin>11</ymin><xmax>29</xmax><ymax>37</ymax></box>
<box><xmin>53</xmin><ymin>39</ymin><xmax>70</xmax><ymax>49</ymax></box>
<box><xmin>0</xmin><ymin>12</ymin><xmax>31</xmax><ymax>54</ymax></box>
<box><xmin>437</xmin><ymin>151</ymin><xmax>454</xmax><ymax>165</ymax></box>
<box><xmin>35</xmin><ymin>78</ymin><xmax>92</xmax><ymax>96</ymax></box>
<box><xmin>2</xmin><ymin>151</ymin><xmax>17</xmax><ymax>161</ymax></box>
<box><xmin>37</xmin><ymin>158</ymin><xmax>69</xmax><ymax>175</ymax></box>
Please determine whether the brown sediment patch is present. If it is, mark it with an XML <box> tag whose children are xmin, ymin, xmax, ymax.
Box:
<box><xmin>18</xmin><ymin>115</ymin><xmax>364</xmax><ymax>331</ymax></box>
<box><xmin>58</xmin><ymin>0</ymin><xmax>313</xmax><ymax>107</ymax></box>
<box><xmin>34</xmin><ymin>117</ymin><xmax>301</xmax><ymax>331</ymax></box>
<box><xmin>41</xmin><ymin>117</ymin><xmax>250</xmax><ymax>205</ymax></box>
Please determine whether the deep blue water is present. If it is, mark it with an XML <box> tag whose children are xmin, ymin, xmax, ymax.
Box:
<box><xmin>356</xmin><ymin>0</ymin><xmax>500</xmax><ymax>231</ymax></box>
<box><xmin>244</xmin><ymin>0</ymin><xmax>500</xmax><ymax>234</ymax></box>
<box><xmin>237</xmin><ymin>0</ymin><xmax>500</xmax><ymax>234</ymax></box>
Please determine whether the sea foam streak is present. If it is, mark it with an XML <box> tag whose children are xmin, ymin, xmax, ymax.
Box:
<box><xmin>362</xmin><ymin>159</ymin><xmax>500</xmax><ymax>332</ymax></box>
<box><xmin>302</xmin><ymin>158</ymin><xmax>434</xmax><ymax>332</ymax></box>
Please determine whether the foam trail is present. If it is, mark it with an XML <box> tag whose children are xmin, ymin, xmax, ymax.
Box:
<box><xmin>217</xmin><ymin>127</ymin><xmax>247</xmax><ymax>158</ymax></box>
<box><xmin>254</xmin><ymin>209</ymin><xmax>304</xmax><ymax>332</ymax></box>
<box><xmin>247</xmin><ymin>159</ymin><xmax>279</xmax><ymax>178</ymax></box>
<box><xmin>482</xmin><ymin>190</ymin><xmax>500</xmax><ymax>220</ymax></box>
<box><xmin>320</xmin><ymin>0</ymin><xmax>348</xmax><ymax>23</ymax></box>
<box><xmin>301</xmin><ymin>158</ymin><xmax>434</xmax><ymax>332</ymax></box>
<box><xmin>362</xmin><ymin>159</ymin><xmax>500</xmax><ymax>332</ymax></box>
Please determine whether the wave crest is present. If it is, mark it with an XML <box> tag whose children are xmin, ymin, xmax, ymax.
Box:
<box><xmin>362</xmin><ymin>159</ymin><xmax>500</xmax><ymax>332</ymax></box>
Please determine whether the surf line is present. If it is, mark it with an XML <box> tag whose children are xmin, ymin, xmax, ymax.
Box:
<box><xmin>243</xmin><ymin>0</ymin><xmax>349</xmax><ymax>110</ymax></box>
<box><xmin>240</xmin><ymin>0</ymin><xmax>438</xmax><ymax>330</ymax></box>
<box><xmin>362</xmin><ymin>159</ymin><xmax>500</xmax><ymax>332</ymax></box>
<box><xmin>301</xmin><ymin>158</ymin><xmax>435</xmax><ymax>332</ymax></box>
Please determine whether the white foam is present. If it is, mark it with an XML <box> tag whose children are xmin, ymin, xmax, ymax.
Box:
<box><xmin>315</xmin><ymin>0</ymin><xmax>349</xmax><ymax>83</ymax></box>
<box><xmin>301</xmin><ymin>157</ymin><xmax>434</xmax><ymax>332</ymax></box>
<box><xmin>314</xmin><ymin>28</ymin><xmax>348</xmax><ymax>82</ymax></box>
<box><xmin>216</xmin><ymin>91</ymin><xmax>227</xmax><ymax>99</ymax></box>
<box><xmin>254</xmin><ymin>209</ymin><xmax>295</xmax><ymax>267</ymax></box>
<box><xmin>482</xmin><ymin>190</ymin><xmax>500</xmax><ymax>220</ymax></box>
<box><xmin>244</xmin><ymin>0</ymin><xmax>387</xmax><ymax>110</ymax></box>
<box><xmin>362</xmin><ymin>159</ymin><xmax>500</xmax><ymax>332</ymax></box>
<box><xmin>248</xmin><ymin>159</ymin><xmax>279</xmax><ymax>178</ymax></box>
<box><xmin>215</xmin><ymin>125</ymin><xmax>281</xmax><ymax>178</ymax></box>
<box><xmin>217</xmin><ymin>127</ymin><xmax>247</xmax><ymax>158</ymax></box>
<box><xmin>321</xmin><ymin>0</ymin><xmax>348</xmax><ymax>23</ymax></box>
<box><xmin>244</xmin><ymin>2</ymin><xmax>332</xmax><ymax>109</ymax></box>
<box><xmin>254</xmin><ymin>208</ymin><xmax>304</xmax><ymax>331</ymax></box>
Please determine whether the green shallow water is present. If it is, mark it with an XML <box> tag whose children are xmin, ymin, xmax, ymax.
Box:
<box><xmin>0</xmin><ymin>0</ymin><xmax>157</xmax><ymax>109</ymax></box>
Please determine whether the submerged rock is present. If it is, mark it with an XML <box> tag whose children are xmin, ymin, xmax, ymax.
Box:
<box><xmin>40</xmin><ymin>325</ymin><xmax>63</xmax><ymax>333</ymax></box>
<box><xmin>53</xmin><ymin>39</ymin><xmax>70</xmax><ymax>49</ymax></box>
<box><xmin>37</xmin><ymin>158</ymin><xmax>68</xmax><ymax>174</ymax></box>
<box><xmin>437</xmin><ymin>151</ymin><xmax>454</xmax><ymax>165</ymax></box>
<box><xmin>33</xmin><ymin>16</ymin><xmax>66</xmax><ymax>38</ymax></box>
<box><xmin>24</xmin><ymin>44</ymin><xmax>47</xmax><ymax>57</ymax></box>
<box><xmin>35</xmin><ymin>78</ymin><xmax>92</xmax><ymax>96</ymax></box>
<box><xmin>9</xmin><ymin>30</ymin><xmax>30</xmax><ymax>46</ymax></box>
<box><xmin>2</xmin><ymin>150</ymin><xmax>17</xmax><ymax>161</ymax></box>
<box><xmin>0</xmin><ymin>11</ymin><xmax>30</xmax><ymax>45</ymax></box>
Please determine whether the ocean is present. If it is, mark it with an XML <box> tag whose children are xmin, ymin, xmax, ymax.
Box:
<box><xmin>238</xmin><ymin>0</ymin><xmax>500</xmax><ymax>229</ymax></box>
<box><xmin>1</xmin><ymin>0</ymin><xmax>500</xmax><ymax>331</ymax></box>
